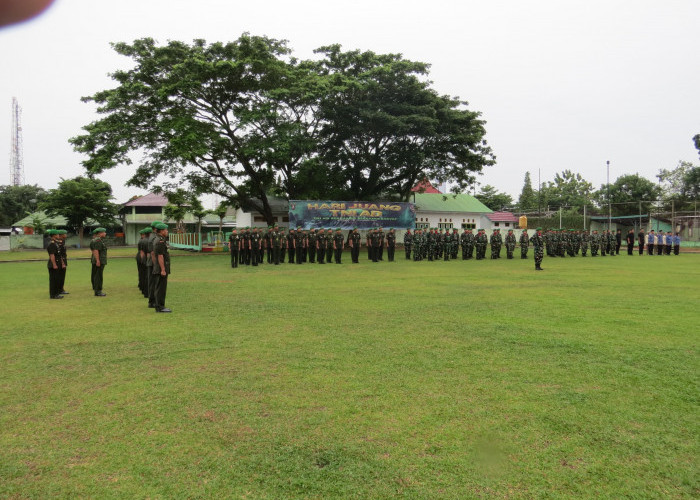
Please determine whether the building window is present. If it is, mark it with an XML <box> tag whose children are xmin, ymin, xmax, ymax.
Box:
<box><xmin>494</xmin><ymin>222</ymin><xmax>499</xmax><ymax>227</ymax></box>
<box><xmin>461</xmin><ymin>223</ymin><xmax>476</xmax><ymax>230</ymax></box>
<box><xmin>438</xmin><ymin>222</ymin><xmax>453</xmax><ymax>230</ymax></box>
<box><xmin>505</xmin><ymin>222</ymin><xmax>509</xmax><ymax>227</ymax></box>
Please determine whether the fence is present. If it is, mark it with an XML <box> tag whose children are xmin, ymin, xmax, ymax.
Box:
<box><xmin>169</xmin><ymin>232</ymin><xmax>202</xmax><ymax>251</ymax></box>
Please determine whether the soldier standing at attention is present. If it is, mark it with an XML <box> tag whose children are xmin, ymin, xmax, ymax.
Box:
<box><xmin>350</xmin><ymin>227</ymin><xmax>361</xmax><ymax>263</ymax></box>
<box><xmin>464</xmin><ymin>228</ymin><xmax>475</xmax><ymax>260</ymax></box>
<box><xmin>264</xmin><ymin>227</ymin><xmax>272</xmax><ymax>264</ymax></box>
<box><xmin>490</xmin><ymin>229</ymin><xmax>498</xmax><ymax>259</ymax></box>
<box><xmin>137</xmin><ymin>228</ymin><xmax>150</xmax><ymax>295</ymax></box>
<box><xmin>251</xmin><ymin>228</ymin><xmax>261</xmax><ymax>266</ymax></box>
<box><xmin>325</xmin><ymin>229</ymin><xmax>334</xmax><ymax>263</ymax></box>
<box><xmin>637</xmin><ymin>229</ymin><xmax>645</xmax><ymax>255</ymax></box>
<box><xmin>287</xmin><ymin>228</ymin><xmax>295</xmax><ymax>263</ymax></box>
<box><xmin>146</xmin><ymin>220</ymin><xmax>161</xmax><ymax>307</ymax></box>
<box><xmin>616</xmin><ymin>229</ymin><xmax>623</xmax><ymax>255</ymax></box>
<box><xmin>295</xmin><ymin>227</ymin><xmax>304</xmax><ymax>264</ymax></box>
<box><xmin>279</xmin><ymin>228</ymin><xmax>287</xmax><ymax>263</ymax></box>
<box><xmin>316</xmin><ymin>229</ymin><xmax>326</xmax><ymax>264</ymax></box>
<box><xmin>404</xmin><ymin>229</ymin><xmax>413</xmax><ymax>260</ymax></box>
<box><xmin>228</xmin><ymin>228</ymin><xmax>240</xmax><ymax>268</ymax></box>
<box><xmin>590</xmin><ymin>230</ymin><xmax>600</xmax><ymax>256</ymax></box>
<box><xmin>270</xmin><ymin>226</ymin><xmax>284</xmax><ymax>266</ymax></box>
<box><xmin>377</xmin><ymin>228</ymin><xmax>385</xmax><ymax>261</ymax></box>
<box><xmin>387</xmin><ymin>228</ymin><xmax>396</xmax><ymax>262</ymax></box>
<box><xmin>532</xmin><ymin>227</ymin><xmax>544</xmax><ymax>271</ymax></box>
<box><xmin>46</xmin><ymin>230</ymin><xmax>63</xmax><ymax>299</ymax></box>
<box><xmin>580</xmin><ymin>230</ymin><xmax>589</xmax><ymax>257</ymax></box>
<box><xmin>57</xmin><ymin>229</ymin><xmax>69</xmax><ymax>295</ymax></box>
<box><xmin>152</xmin><ymin>223</ymin><xmax>172</xmax><ymax>313</ymax></box>
<box><xmin>90</xmin><ymin>227</ymin><xmax>108</xmax><ymax>297</ymax></box>
<box><xmin>626</xmin><ymin>229</ymin><xmax>635</xmax><ymax>255</ymax></box>
<box><xmin>505</xmin><ymin>229</ymin><xmax>516</xmax><ymax>259</ymax></box>
<box><xmin>440</xmin><ymin>229</ymin><xmax>452</xmax><ymax>262</ymax></box>
<box><xmin>475</xmin><ymin>229</ymin><xmax>487</xmax><ymax>260</ymax></box>
<box><xmin>519</xmin><ymin>229</ymin><xmax>529</xmax><ymax>259</ymax></box>
<box><xmin>333</xmin><ymin>228</ymin><xmax>344</xmax><ymax>263</ymax></box>
<box><xmin>308</xmin><ymin>228</ymin><xmax>317</xmax><ymax>263</ymax></box>
<box><xmin>646</xmin><ymin>230</ymin><xmax>655</xmax><ymax>255</ymax></box>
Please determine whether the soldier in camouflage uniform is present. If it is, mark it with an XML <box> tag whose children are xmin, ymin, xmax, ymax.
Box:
<box><xmin>475</xmin><ymin>229</ymin><xmax>488</xmax><ymax>260</ymax></box>
<box><xmin>443</xmin><ymin>229</ymin><xmax>451</xmax><ymax>261</ymax></box>
<box><xmin>519</xmin><ymin>229</ymin><xmax>529</xmax><ymax>259</ymax></box>
<box><xmin>228</xmin><ymin>228</ymin><xmax>241</xmax><ymax>268</ymax></box>
<box><xmin>413</xmin><ymin>229</ymin><xmax>423</xmax><ymax>261</ymax></box>
<box><xmin>387</xmin><ymin>228</ymin><xmax>396</xmax><ymax>261</ymax></box>
<box><xmin>271</xmin><ymin>227</ymin><xmax>283</xmax><ymax>265</ymax></box>
<box><xmin>590</xmin><ymin>230</ymin><xmax>600</xmax><ymax>256</ymax></box>
<box><xmin>326</xmin><ymin>229</ymin><xmax>334</xmax><ymax>263</ymax></box>
<box><xmin>505</xmin><ymin>229</ymin><xmax>516</xmax><ymax>259</ymax></box>
<box><xmin>307</xmin><ymin>228</ymin><xmax>317</xmax><ymax>263</ymax></box>
<box><xmin>532</xmin><ymin>227</ymin><xmax>544</xmax><ymax>271</ymax></box>
<box><xmin>316</xmin><ymin>229</ymin><xmax>326</xmax><ymax>264</ymax></box>
<box><xmin>287</xmin><ymin>228</ymin><xmax>295</xmax><ymax>263</ymax></box>
<box><xmin>490</xmin><ymin>229</ymin><xmax>499</xmax><ymax>259</ymax></box>
<box><xmin>333</xmin><ymin>228</ymin><xmax>344</xmax><ymax>263</ymax></box>
<box><xmin>350</xmin><ymin>227</ymin><xmax>362</xmax><ymax>263</ymax></box>
<box><xmin>580</xmin><ymin>230</ymin><xmax>589</xmax><ymax>257</ymax></box>
<box><xmin>404</xmin><ymin>229</ymin><xmax>413</xmax><ymax>260</ymax></box>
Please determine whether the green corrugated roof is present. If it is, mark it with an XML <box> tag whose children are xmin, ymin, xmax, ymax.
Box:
<box><xmin>413</xmin><ymin>193</ymin><xmax>492</xmax><ymax>213</ymax></box>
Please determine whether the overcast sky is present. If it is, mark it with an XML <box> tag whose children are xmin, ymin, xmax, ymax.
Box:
<box><xmin>1</xmin><ymin>0</ymin><xmax>698</xmax><ymax>206</ymax></box>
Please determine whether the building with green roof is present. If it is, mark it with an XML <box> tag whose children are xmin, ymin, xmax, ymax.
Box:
<box><xmin>412</xmin><ymin>193</ymin><xmax>492</xmax><ymax>231</ymax></box>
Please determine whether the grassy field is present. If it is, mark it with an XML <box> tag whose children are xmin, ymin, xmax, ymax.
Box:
<box><xmin>0</xmin><ymin>250</ymin><xmax>697</xmax><ymax>498</ymax></box>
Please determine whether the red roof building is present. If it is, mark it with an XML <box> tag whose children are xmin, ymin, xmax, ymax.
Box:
<box><xmin>411</xmin><ymin>179</ymin><xmax>441</xmax><ymax>194</ymax></box>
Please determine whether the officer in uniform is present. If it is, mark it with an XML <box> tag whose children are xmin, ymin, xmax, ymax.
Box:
<box><xmin>386</xmin><ymin>228</ymin><xmax>396</xmax><ymax>261</ymax></box>
<box><xmin>295</xmin><ymin>227</ymin><xmax>305</xmax><ymax>264</ymax></box>
<box><xmin>404</xmin><ymin>229</ymin><xmax>413</xmax><ymax>260</ymax></box>
<box><xmin>505</xmin><ymin>229</ymin><xmax>516</xmax><ymax>259</ymax></box>
<box><xmin>287</xmin><ymin>228</ymin><xmax>295</xmax><ymax>263</ymax></box>
<box><xmin>626</xmin><ymin>229</ymin><xmax>635</xmax><ymax>255</ymax></box>
<box><xmin>580</xmin><ymin>230</ymin><xmax>589</xmax><ymax>257</ymax></box>
<box><xmin>350</xmin><ymin>227</ymin><xmax>361</xmax><ymax>263</ymax></box>
<box><xmin>152</xmin><ymin>223</ymin><xmax>172</xmax><ymax>313</ymax></box>
<box><xmin>146</xmin><ymin>220</ymin><xmax>161</xmax><ymax>306</ymax></box>
<box><xmin>637</xmin><ymin>229</ymin><xmax>645</xmax><ymax>255</ymax></box>
<box><xmin>90</xmin><ymin>227</ymin><xmax>108</xmax><ymax>296</ymax></box>
<box><xmin>532</xmin><ymin>227</ymin><xmax>544</xmax><ymax>271</ymax></box>
<box><xmin>519</xmin><ymin>229</ymin><xmax>529</xmax><ymax>259</ymax></box>
<box><xmin>475</xmin><ymin>229</ymin><xmax>487</xmax><ymax>260</ymax></box>
<box><xmin>137</xmin><ymin>227</ymin><xmax>151</xmax><ymax>295</ymax></box>
<box><xmin>279</xmin><ymin>228</ymin><xmax>287</xmax><ymax>263</ymax></box>
<box><xmin>228</xmin><ymin>228</ymin><xmax>241</xmax><ymax>268</ymax></box>
<box><xmin>46</xmin><ymin>230</ymin><xmax>63</xmax><ymax>299</ymax></box>
<box><xmin>316</xmin><ymin>229</ymin><xmax>326</xmax><ymax>264</ymax></box>
<box><xmin>333</xmin><ymin>228</ymin><xmax>344</xmax><ymax>263</ymax></box>
<box><xmin>308</xmin><ymin>228</ymin><xmax>317</xmax><ymax>263</ymax></box>
<box><xmin>56</xmin><ymin>229</ymin><xmax>69</xmax><ymax>295</ymax></box>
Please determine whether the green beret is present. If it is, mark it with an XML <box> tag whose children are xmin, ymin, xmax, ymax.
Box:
<box><xmin>46</xmin><ymin>229</ymin><xmax>56</xmax><ymax>235</ymax></box>
<box><xmin>93</xmin><ymin>227</ymin><xmax>106</xmax><ymax>234</ymax></box>
<box><xmin>142</xmin><ymin>227</ymin><xmax>153</xmax><ymax>234</ymax></box>
<box><xmin>155</xmin><ymin>223</ymin><xmax>168</xmax><ymax>230</ymax></box>
<box><xmin>151</xmin><ymin>221</ymin><xmax>162</xmax><ymax>228</ymax></box>
<box><xmin>335</xmin><ymin>228</ymin><xmax>341</xmax><ymax>231</ymax></box>
<box><xmin>536</xmin><ymin>227</ymin><xmax>542</xmax><ymax>230</ymax></box>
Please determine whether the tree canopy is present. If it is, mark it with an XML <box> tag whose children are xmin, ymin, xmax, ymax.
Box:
<box><xmin>40</xmin><ymin>177</ymin><xmax>118</xmax><ymax>240</ymax></box>
<box><xmin>71</xmin><ymin>35</ymin><xmax>495</xmax><ymax>223</ymax></box>
<box><xmin>475</xmin><ymin>184</ymin><xmax>513</xmax><ymax>211</ymax></box>
<box><xmin>594</xmin><ymin>174</ymin><xmax>661</xmax><ymax>216</ymax></box>
<box><xmin>517</xmin><ymin>172</ymin><xmax>536</xmax><ymax>211</ymax></box>
<box><xmin>539</xmin><ymin>170</ymin><xmax>594</xmax><ymax>212</ymax></box>
<box><xmin>0</xmin><ymin>184</ymin><xmax>47</xmax><ymax>226</ymax></box>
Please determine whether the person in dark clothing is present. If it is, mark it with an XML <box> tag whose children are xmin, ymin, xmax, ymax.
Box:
<box><xmin>637</xmin><ymin>229</ymin><xmax>645</xmax><ymax>255</ymax></box>
<box><xmin>615</xmin><ymin>229</ymin><xmax>622</xmax><ymax>255</ymax></box>
<box><xmin>626</xmin><ymin>229</ymin><xmax>635</xmax><ymax>255</ymax></box>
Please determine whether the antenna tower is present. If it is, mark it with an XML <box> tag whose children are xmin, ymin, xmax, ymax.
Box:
<box><xmin>10</xmin><ymin>97</ymin><xmax>24</xmax><ymax>186</ymax></box>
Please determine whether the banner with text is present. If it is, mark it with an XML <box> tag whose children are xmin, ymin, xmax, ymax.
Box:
<box><xmin>289</xmin><ymin>200</ymin><xmax>416</xmax><ymax>230</ymax></box>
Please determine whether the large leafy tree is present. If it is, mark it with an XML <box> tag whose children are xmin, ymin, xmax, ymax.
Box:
<box><xmin>594</xmin><ymin>174</ymin><xmax>661</xmax><ymax>216</ymax></box>
<box><xmin>40</xmin><ymin>177</ymin><xmax>118</xmax><ymax>242</ymax></box>
<box><xmin>539</xmin><ymin>170</ymin><xmax>594</xmax><ymax>212</ymax></box>
<box><xmin>315</xmin><ymin>45</ymin><xmax>494</xmax><ymax>201</ymax></box>
<box><xmin>657</xmin><ymin>161</ymin><xmax>700</xmax><ymax>209</ymax></box>
<box><xmin>0</xmin><ymin>184</ymin><xmax>47</xmax><ymax>226</ymax></box>
<box><xmin>71</xmin><ymin>35</ymin><xmax>323</xmax><ymax>226</ymax></box>
<box><xmin>475</xmin><ymin>184</ymin><xmax>513</xmax><ymax>211</ymax></box>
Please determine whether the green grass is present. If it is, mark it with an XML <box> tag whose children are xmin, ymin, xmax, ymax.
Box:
<box><xmin>0</xmin><ymin>251</ymin><xmax>697</xmax><ymax>498</ymax></box>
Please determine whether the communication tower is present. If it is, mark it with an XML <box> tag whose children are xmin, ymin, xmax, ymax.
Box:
<box><xmin>10</xmin><ymin>97</ymin><xmax>24</xmax><ymax>186</ymax></box>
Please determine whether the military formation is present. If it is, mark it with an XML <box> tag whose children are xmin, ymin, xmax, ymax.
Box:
<box><xmin>46</xmin><ymin>222</ymin><xmax>683</xmax><ymax>306</ymax></box>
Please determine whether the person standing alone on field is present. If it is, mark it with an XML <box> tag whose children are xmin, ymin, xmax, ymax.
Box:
<box><xmin>532</xmin><ymin>227</ymin><xmax>544</xmax><ymax>271</ymax></box>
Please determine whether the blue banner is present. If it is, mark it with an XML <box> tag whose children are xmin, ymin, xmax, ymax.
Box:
<box><xmin>289</xmin><ymin>200</ymin><xmax>416</xmax><ymax>230</ymax></box>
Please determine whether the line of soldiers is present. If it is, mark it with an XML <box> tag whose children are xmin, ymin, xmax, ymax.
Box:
<box><xmin>227</xmin><ymin>226</ymin><xmax>363</xmax><ymax>267</ymax></box>
<box><xmin>136</xmin><ymin>221</ymin><xmax>172</xmax><ymax>312</ymax></box>
<box><xmin>542</xmin><ymin>228</ymin><xmax>621</xmax><ymax>257</ymax></box>
<box><xmin>403</xmin><ymin>228</ymin><xmax>530</xmax><ymax>261</ymax></box>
